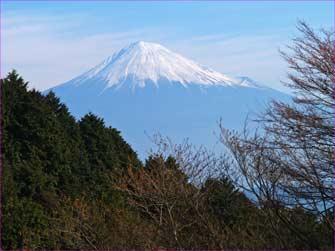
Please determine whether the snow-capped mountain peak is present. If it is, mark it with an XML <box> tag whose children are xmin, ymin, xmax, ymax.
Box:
<box><xmin>62</xmin><ymin>41</ymin><xmax>261</xmax><ymax>91</ymax></box>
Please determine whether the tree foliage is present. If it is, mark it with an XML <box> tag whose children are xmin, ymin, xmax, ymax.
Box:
<box><xmin>219</xmin><ymin>21</ymin><xmax>334</xmax><ymax>249</ymax></box>
<box><xmin>1</xmin><ymin>71</ymin><xmax>141</xmax><ymax>249</ymax></box>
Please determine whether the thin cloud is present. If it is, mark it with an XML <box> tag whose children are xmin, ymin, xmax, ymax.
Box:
<box><xmin>2</xmin><ymin>14</ymin><xmax>166</xmax><ymax>90</ymax></box>
<box><xmin>169</xmin><ymin>34</ymin><xmax>290</xmax><ymax>92</ymax></box>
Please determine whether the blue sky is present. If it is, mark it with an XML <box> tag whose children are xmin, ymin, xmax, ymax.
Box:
<box><xmin>2</xmin><ymin>1</ymin><xmax>333</xmax><ymax>91</ymax></box>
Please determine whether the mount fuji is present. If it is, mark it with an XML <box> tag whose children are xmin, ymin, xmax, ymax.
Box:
<box><xmin>47</xmin><ymin>41</ymin><xmax>289</xmax><ymax>157</ymax></box>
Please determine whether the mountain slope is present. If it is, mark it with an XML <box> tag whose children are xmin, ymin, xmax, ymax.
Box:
<box><xmin>47</xmin><ymin>41</ymin><xmax>289</xmax><ymax>157</ymax></box>
<box><xmin>54</xmin><ymin>41</ymin><xmax>260</xmax><ymax>92</ymax></box>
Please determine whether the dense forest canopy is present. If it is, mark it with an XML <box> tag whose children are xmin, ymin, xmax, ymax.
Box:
<box><xmin>1</xmin><ymin>22</ymin><xmax>333</xmax><ymax>250</ymax></box>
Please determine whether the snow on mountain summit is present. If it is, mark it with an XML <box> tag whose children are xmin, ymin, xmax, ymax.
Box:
<box><xmin>63</xmin><ymin>41</ymin><xmax>260</xmax><ymax>90</ymax></box>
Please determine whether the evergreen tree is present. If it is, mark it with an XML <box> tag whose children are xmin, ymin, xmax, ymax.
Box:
<box><xmin>1</xmin><ymin>71</ymin><xmax>142</xmax><ymax>249</ymax></box>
